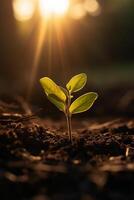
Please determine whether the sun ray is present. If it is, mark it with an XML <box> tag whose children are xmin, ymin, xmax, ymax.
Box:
<box><xmin>54</xmin><ymin>21</ymin><xmax>67</xmax><ymax>76</ymax></box>
<box><xmin>27</xmin><ymin>19</ymin><xmax>48</xmax><ymax>99</ymax></box>
<box><xmin>26</xmin><ymin>0</ymin><xmax>71</xmax><ymax>99</ymax></box>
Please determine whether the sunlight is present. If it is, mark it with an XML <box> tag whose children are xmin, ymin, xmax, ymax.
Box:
<box><xmin>13</xmin><ymin>0</ymin><xmax>35</xmax><ymax>21</ymax></box>
<box><xmin>27</xmin><ymin>19</ymin><xmax>48</xmax><ymax>99</ymax></box>
<box><xmin>39</xmin><ymin>0</ymin><xmax>70</xmax><ymax>18</ymax></box>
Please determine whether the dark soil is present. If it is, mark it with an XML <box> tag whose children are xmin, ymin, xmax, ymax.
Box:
<box><xmin>0</xmin><ymin>97</ymin><xmax>134</xmax><ymax>200</ymax></box>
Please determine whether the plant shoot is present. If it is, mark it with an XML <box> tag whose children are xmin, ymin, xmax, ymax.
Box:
<box><xmin>40</xmin><ymin>73</ymin><xmax>98</xmax><ymax>142</ymax></box>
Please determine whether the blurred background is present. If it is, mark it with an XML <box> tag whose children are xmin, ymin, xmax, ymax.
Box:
<box><xmin>0</xmin><ymin>0</ymin><xmax>134</xmax><ymax>116</ymax></box>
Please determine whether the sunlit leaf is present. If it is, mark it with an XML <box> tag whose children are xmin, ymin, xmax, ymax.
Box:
<box><xmin>47</xmin><ymin>94</ymin><xmax>65</xmax><ymax>112</ymax></box>
<box><xmin>66</xmin><ymin>73</ymin><xmax>87</xmax><ymax>93</ymax></box>
<box><xmin>69</xmin><ymin>92</ymin><xmax>98</xmax><ymax>114</ymax></box>
<box><xmin>40</xmin><ymin>77</ymin><xmax>66</xmax><ymax>102</ymax></box>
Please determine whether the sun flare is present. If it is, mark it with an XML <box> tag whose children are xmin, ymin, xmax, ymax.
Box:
<box><xmin>39</xmin><ymin>0</ymin><xmax>70</xmax><ymax>18</ymax></box>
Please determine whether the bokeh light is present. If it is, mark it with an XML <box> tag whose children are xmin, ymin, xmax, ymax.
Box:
<box><xmin>13</xmin><ymin>0</ymin><xmax>35</xmax><ymax>22</ymax></box>
<box><xmin>84</xmin><ymin>0</ymin><xmax>101</xmax><ymax>16</ymax></box>
<box><xmin>39</xmin><ymin>0</ymin><xmax>70</xmax><ymax>18</ymax></box>
<box><xmin>70</xmin><ymin>3</ymin><xmax>86</xmax><ymax>20</ymax></box>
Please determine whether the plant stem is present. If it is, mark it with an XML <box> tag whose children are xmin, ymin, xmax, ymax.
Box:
<box><xmin>65</xmin><ymin>91</ymin><xmax>72</xmax><ymax>142</ymax></box>
<box><xmin>66</xmin><ymin>114</ymin><xmax>72</xmax><ymax>142</ymax></box>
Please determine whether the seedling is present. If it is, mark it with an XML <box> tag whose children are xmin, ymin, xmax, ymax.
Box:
<box><xmin>40</xmin><ymin>73</ymin><xmax>98</xmax><ymax>142</ymax></box>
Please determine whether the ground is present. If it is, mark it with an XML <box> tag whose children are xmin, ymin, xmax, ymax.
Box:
<box><xmin>0</xmin><ymin>92</ymin><xmax>134</xmax><ymax>200</ymax></box>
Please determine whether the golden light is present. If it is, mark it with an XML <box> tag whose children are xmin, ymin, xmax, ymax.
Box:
<box><xmin>13</xmin><ymin>0</ymin><xmax>35</xmax><ymax>21</ymax></box>
<box><xmin>70</xmin><ymin>3</ymin><xmax>86</xmax><ymax>20</ymax></box>
<box><xmin>84</xmin><ymin>0</ymin><xmax>101</xmax><ymax>16</ymax></box>
<box><xmin>39</xmin><ymin>0</ymin><xmax>70</xmax><ymax>18</ymax></box>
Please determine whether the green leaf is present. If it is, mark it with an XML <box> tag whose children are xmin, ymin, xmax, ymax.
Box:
<box><xmin>40</xmin><ymin>77</ymin><xmax>66</xmax><ymax>102</ymax></box>
<box><xmin>69</xmin><ymin>92</ymin><xmax>98</xmax><ymax>115</ymax></box>
<box><xmin>47</xmin><ymin>94</ymin><xmax>65</xmax><ymax>112</ymax></box>
<box><xmin>66</xmin><ymin>73</ymin><xmax>87</xmax><ymax>93</ymax></box>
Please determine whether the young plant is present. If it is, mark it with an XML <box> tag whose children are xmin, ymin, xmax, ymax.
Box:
<box><xmin>40</xmin><ymin>73</ymin><xmax>98</xmax><ymax>142</ymax></box>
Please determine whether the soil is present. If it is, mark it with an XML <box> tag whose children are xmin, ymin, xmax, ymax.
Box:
<box><xmin>0</xmin><ymin>95</ymin><xmax>134</xmax><ymax>200</ymax></box>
